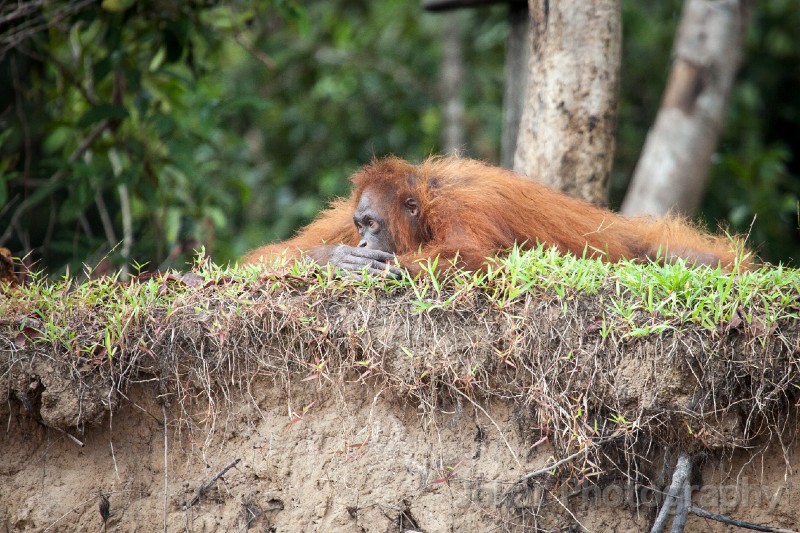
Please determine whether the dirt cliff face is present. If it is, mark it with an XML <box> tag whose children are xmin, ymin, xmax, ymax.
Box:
<box><xmin>1</xmin><ymin>269</ymin><xmax>798</xmax><ymax>531</ymax></box>
<box><xmin>1</xmin><ymin>378</ymin><xmax>798</xmax><ymax>533</ymax></box>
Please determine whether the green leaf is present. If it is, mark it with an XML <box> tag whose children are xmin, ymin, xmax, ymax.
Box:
<box><xmin>77</xmin><ymin>104</ymin><xmax>129</xmax><ymax>128</ymax></box>
<box><xmin>101</xmin><ymin>0</ymin><xmax>135</xmax><ymax>13</ymax></box>
<box><xmin>43</xmin><ymin>126</ymin><xmax>71</xmax><ymax>154</ymax></box>
<box><xmin>58</xmin><ymin>181</ymin><xmax>93</xmax><ymax>223</ymax></box>
<box><xmin>218</xmin><ymin>97</ymin><xmax>270</xmax><ymax>114</ymax></box>
<box><xmin>93</xmin><ymin>56</ymin><xmax>113</xmax><ymax>83</ymax></box>
<box><xmin>149</xmin><ymin>47</ymin><xmax>167</xmax><ymax>72</ymax></box>
<box><xmin>165</xmin><ymin>208</ymin><xmax>182</xmax><ymax>244</ymax></box>
<box><xmin>201</xmin><ymin>6</ymin><xmax>234</xmax><ymax>30</ymax></box>
<box><xmin>205</xmin><ymin>207</ymin><xmax>227</xmax><ymax>230</ymax></box>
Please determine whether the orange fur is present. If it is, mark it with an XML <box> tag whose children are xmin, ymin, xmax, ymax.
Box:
<box><xmin>240</xmin><ymin>197</ymin><xmax>358</xmax><ymax>265</ymax></box>
<box><xmin>243</xmin><ymin>156</ymin><xmax>747</xmax><ymax>271</ymax></box>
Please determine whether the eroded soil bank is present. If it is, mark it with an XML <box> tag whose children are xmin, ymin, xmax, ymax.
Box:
<box><xmin>2</xmin><ymin>271</ymin><xmax>798</xmax><ymax>531</ymax></box>
<box><xmin>1</xmin><ymin>378</ymin><xmax>798</xmax><ymax>532</ymax></box>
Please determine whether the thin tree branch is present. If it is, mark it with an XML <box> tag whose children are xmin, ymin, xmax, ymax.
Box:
<box><xmin>11</xmin><ymin>56</ymin><xmax>32</xmax><ymax>182</ymax></box>
<box><xmin>0</xmin><ymin>0</ymin><xmax>95</xmax><ymax>60</ymax></box>
<box><xmin>650</xmin><ymin>453</ymin><xmax>692</xmax><ymax>533</ymax></box>
<box><xmin>189</xmin><ymin>458</ymin><xmax>241</xmax><ymax>507</ymax></box>
<box><xmin>232</xmin><ymin>33</ymin><xmax>276</xmax><ymax>70</ymax></box>
<box><xmin>689</xmin><ymin>506</ymin><xmax>800</xmax><ymax>533</ymax></box>
<box><xmin>670</xmin><ymin>477</ymin><xmax>690</xmax><ymax>533</ymax></box>
<box><xmin>522</xmin><ymin>445</ymin><xmax>593</xmax><ymax>481</ymax></box>
<box><xmin>110</xmin><ymin>149</ymin><xmax>133</xmax><ymax>279</ymax></box>
<box><xmin>118</xmin><ymin>184</ymin><xmax>132</xmax><ymax>278</ymax></box>
<box><xmin>162</xmin><ymin>403</ymin><xmax>168</xmax><ymax>533</ymax></box>
<box><xmin>95</xmin><ymin>190</ymin><xmax>118</xmax><ymax>247</ymax></box>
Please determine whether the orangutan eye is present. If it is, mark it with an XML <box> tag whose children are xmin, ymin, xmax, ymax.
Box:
<box><xmin>369</xmin><ymin>219</ymin><xmax>380</xmax><ymax>231</ymax></box>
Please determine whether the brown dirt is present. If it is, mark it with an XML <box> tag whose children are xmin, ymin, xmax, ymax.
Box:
<box><xmin>2</xmin><ymin>378</ymin><xmax>798</xmax><ymax>532</ymax></box>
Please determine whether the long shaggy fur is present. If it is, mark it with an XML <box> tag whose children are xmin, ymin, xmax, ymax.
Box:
<box><xmin>243</xmin><ymin>156</ymin><xmax>747</xmax><ymax>271</ymax></box>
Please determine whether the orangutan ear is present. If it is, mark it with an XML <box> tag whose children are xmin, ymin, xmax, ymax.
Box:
<box><xmin>404</xmin><ymin>198</ymin><xmax>419</xmax><ymax>217</ymax></box>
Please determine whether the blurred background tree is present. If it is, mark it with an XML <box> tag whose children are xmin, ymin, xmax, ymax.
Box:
<box><xmin>615</xmin><ymin>0</ymin><xmax>800</xmax><ymax>262</ymax></box>
<box><xmin>0</xmin><ymin>0</ymin><xmax>797</xmax><ymax>274</ymax></box>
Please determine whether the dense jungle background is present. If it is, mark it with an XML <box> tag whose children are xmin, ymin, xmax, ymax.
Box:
<box><xmin>0</xmin><ymin>0</ymin><xmax>798</xmax><ymax>272</ymax></box>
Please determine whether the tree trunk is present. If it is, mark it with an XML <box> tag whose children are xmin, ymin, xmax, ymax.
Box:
<box><xmin>514</xmin><ymin>0</ymin><xmax>621</xmax><ymax>206</ymax></box>
<box><xmin>500</xmin><ymin>3</ymin><xmax>529</xmax><ymax>169</ymax></box>
<box><xmin>441</xmin><ymin>11</ymin><xmax>466</xmax><ymax>154</ymax></box>
<box><xmin>621</xmin><ymin>0</ymin><xmax>745</xmax><ymax>218</ymax></box>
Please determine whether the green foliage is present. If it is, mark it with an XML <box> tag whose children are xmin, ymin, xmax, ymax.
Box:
<box><xmin>0</xmin><ymin>0</ymin><xmax>302</xmax><ymax>272</ymax></box>
<box><xmin>1</xmin><ymin>0</ymin><xmax>797</xmax><ymax>272</ymax></box>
